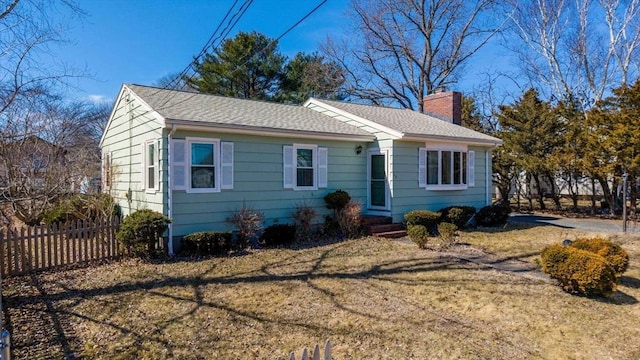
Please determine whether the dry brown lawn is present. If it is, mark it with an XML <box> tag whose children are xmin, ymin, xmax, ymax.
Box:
<box><xmin>3</xmin><ymin>224</ymin><xmax>640</xmax><ymax>359</ymax></box>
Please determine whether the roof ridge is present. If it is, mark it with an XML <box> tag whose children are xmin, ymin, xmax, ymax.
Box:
<box><xmin>127</xmin><ymin>83</ymin><xmax>306</xmax><ymax>109</ymax></box>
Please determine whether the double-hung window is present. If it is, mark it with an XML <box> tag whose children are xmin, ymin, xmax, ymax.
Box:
<box><xmin>419</xmin><ymin>145</ymin><xmax>474</xmax><ymax>190</ymax></box>
<box><xmin>170</xmin><ymin>137</ymin><xmax>233</xmax><ymax>193</ymax></box>
<box><xmin>142</xmin><ymin>139</ymin><xmax>159</xmax><ymax>192</ymax></box>
<box><xmin>188</xmin><ymin>138</ymin><xmax>220</xmax><ymax>193</ymax></box>
<box><xmin>283</xmin><ymin>144</ymin><xmax>328</xmax><ymax>190</ymax></box>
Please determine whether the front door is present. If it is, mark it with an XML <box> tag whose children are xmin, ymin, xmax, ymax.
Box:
<box><xmin>368</xmin><ymin>149</ymin><xmax>389</xmax><ymax>211</ymax></box>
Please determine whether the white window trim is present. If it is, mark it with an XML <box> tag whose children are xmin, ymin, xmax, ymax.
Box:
<box><xmin>186</xmin><ymin>137</ymin><xmax>220</xmax><ymax>194</ymax></box>
<box><xmin>420</xmin><ymin>144</ymin><xmax>470</xmax><ymax>191</ymax></box>
<box><xmin>144</xmin><ymin>139</ymin><xmax>159</xmax><ymax>193</ymax></box>
<box><xmin>294</xmin><ymin>143</ymin><xmax>318</xmax><ymax>191</ymax></box>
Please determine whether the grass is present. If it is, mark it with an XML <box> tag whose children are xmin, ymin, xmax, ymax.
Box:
<box><xmin>3</xmin><ymin>224</ymin><xmax>640</xmax><ymax>359</ymax></box>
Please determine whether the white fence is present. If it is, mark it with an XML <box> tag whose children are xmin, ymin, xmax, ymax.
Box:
<box><xmin>278</xmin><ymin>339</ymin><xmax>332</xmax><ymax>360</ymax></box>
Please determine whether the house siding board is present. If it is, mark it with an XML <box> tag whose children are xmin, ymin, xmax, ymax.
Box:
<box><xmin>169</xmin><ymin>131</ymin><xmax>366</xmax><ymax>237</ymax></box>
<box><xmin>388</xmin><ymin>141</ymin><xmax>489</xmax><ymax>222</ymax></box>
<box><xmin>100</xmin><ymin>92</ymin><xmax>165</xmax><ymax>217</ymax></box>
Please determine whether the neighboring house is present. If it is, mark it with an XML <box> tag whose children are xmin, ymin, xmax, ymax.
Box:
<box><xmin>100</xmin><ymin>84</ymin><xmax>502</xmax><ymax>254</ymax></box>
<box><xmin>0</xmin><ymin>135</ymin><xmax>67</xmax><ymax>190</ymax></box>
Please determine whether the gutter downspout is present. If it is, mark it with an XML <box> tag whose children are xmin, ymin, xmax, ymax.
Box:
<box><xmin>167</xmin><ymin>124</ymin><xmax>177</xmax><ymax>256</ymax></box>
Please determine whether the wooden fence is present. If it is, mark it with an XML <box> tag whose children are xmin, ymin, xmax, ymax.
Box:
<box><xmin>0</xmin><ymin>217</ymin><xmax>121</xmax><ymax>277</ymax></box>
<box><xmin>278</xmin><ymin>340</ymin><xmax>332</xmax><ymax>360</ymax></box>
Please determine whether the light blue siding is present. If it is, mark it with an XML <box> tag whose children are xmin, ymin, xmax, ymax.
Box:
<box><xmin>388</xmin><ymin>141</ymin><xmax>492</xmax><ymax>222</ymax></box>
<box><xmin>169</xmin><ymin>131</ymin><xmax>367</xmax><ymax>236</ymax></box>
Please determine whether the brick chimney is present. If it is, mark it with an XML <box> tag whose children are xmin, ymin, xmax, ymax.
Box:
<box><xmin>422</xmin><ymin>90</ymin><xmax>462</xmax><ymax>125</ymax></box>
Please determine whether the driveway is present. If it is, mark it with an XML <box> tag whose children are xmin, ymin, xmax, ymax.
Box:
<box><xmin>509</xmin><ymin>213</ymin><xmax>640</xmax><ymax>234</ymax></box>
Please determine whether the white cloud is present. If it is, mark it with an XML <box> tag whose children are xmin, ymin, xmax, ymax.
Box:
<box><xmin>86</xmin><ymin>94</ymin><xmax>110</xmax><ymax>104</ymax></box>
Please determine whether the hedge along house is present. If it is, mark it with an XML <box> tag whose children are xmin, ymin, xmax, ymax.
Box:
<box><xmin>100</xmin><ymin>84</ymin><xmax>502</xmax><ymax>255</ymax></box>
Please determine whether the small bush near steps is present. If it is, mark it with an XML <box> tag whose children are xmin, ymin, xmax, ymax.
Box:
<box><xmin>540</xmin><ymin>239</ymin><xmax>627</xmax><ymax>297</ymax></box>
<box><xmin>438</xmin><ymin>206</ymin><xmax>476</xmax><ymax>229</ymax></box>
<box><xmin>404</xmin><ymin>210</ymin><xmax>441</xmax><ymax>234</ymax></box>
<box><xmin>407</xmin><ymin>225</ymin><xmax>430</xmax><ymax>249</ymax></box>
<box><xmin>436</xmin><ymin>222</ymin><xmax>458</xmax><ymax>248</ymax></box>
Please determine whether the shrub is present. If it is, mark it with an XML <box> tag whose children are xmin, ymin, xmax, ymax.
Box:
<box><xmin>43</xmin><ymin>193</ymin><xmax>118</xmax><ymax>225</ymax></box>
<box><xmin>324</xmin><ymin>190</ymin><xmax>351</xmax><ymax>211</ymax></box>
<box><xmin>336</xmin><ymin>200</ymin><xmax>363</xmax><ymax>238</ymax></box>
<box><xmin>408</xmin><ymin>225</ymin><xmax>430</xmax><ymax>249</ymax></box>
<box><xmin>292</xmin><ymin>204</ymin><xmax>316</xmax><ymax>241</ymax></box>
<box><xmin>116</xmin><ymin>209</ymin><xmax>171</xmax><ymax>259</ymax></box>
<box><xmin>571</xmin><ymin>237</ymin><xmax>629</xmax><ymax>276</ymax></box>
<box><xmin>227</xmin><ymin>202</ymin><xmax>264</xmax><ymax>250</ymax></box>
<box><xmin>475</xmin><ymin>201</ymin><xmax>511</xmax><ymax>227</ymax></box>
<box><xmin>438</xmin><ymin>206</ymin><xmax>476</xmax><ymax>229</ymax></box>
<box><xmin>181</xmin><ymin>231</ymin><xmax>232</xmax><ymax>256</ymax></box>
<box><xmin>437</xmin><ymin>222</ymin><xmax>458</xmax><ymax>248</ymax></box>
<box><xmin>404</xmin><ymin>210</ymin><xmax>441</xmax><ymax>233</ymax></box>
<box><xmin>259</xmin><ymin>224</ymin><xmax>296</xmax><ymax>247</ymax></box>
<box><xmin>540</xmin><ymin>245</ymin><xmax>617</xmax><ymax>297</ymax></box>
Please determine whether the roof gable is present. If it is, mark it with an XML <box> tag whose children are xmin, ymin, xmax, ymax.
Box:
<box><xmin>305</xmin><ymin>98</ymin><xmax>502</xmax><ymax>146</ymax></box>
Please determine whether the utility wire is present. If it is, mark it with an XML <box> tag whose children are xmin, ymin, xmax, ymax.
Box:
<box><xmin>154</xmin><ymin>0</ymin><xmax>328</xmax><ymax>108</ymax></box>
<box><xmin>152</xmin><ymin>0</ymin><xmax>254</xmax><ymax>109</ymax></box>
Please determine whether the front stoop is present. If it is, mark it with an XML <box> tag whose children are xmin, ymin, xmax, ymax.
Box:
<box><xmin>362</xmin><ymin>216</ymin><xmax>407</xmax><ymax>238</ymax></box>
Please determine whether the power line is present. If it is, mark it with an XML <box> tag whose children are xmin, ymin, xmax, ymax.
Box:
<box><xmin>205</xmin><ymin>0</ymin><xmax>330</xmax><ymax>89</ymax></box>
<box><xmin>156</xmin><ymin>0</ymin><xmax>253</xmax><ymax>94</ymax></box>
<box><xmin>155</xmin><ymin>0</ymin><xmax>328</xmax><ymax>107</ymax></box>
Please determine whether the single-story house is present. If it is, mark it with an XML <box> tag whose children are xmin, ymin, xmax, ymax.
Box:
<box><xmin>100</xmin><ymin>84</ymin><xmax>502</xmax><ymax>254</ymax></box>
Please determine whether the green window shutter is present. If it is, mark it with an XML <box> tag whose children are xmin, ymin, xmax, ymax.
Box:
<box><xmin>283</xmin><ymin>145</ymin><xmax>294</xmax><ymax>189</ymax></box>
<box><xmin>220</xmin><ymin>141</ymin><xmax>234</xmax><ymax>189</ymax></box>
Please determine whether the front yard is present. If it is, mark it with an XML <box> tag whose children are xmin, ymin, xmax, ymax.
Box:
<box><xmin>3</xmin><ymin>223</ymin><xmax>640</xmax><ymax>359</ymax></box>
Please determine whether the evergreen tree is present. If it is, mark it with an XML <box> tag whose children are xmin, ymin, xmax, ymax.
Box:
<box><xmin>586</xmin><ymin>79</ymin><xmax>640</xmax><ymax>213</ymax></box>
<box><xmin>497</xmin><ymin>89</ymin><xmax>564</xmax><ymax>210</ymax></box>
<box><xmin>188</xmin><ymin>31</ymin><xmax>286</xmax><ymax>100</ymax></box>
<box><xmin>277</xmin><ymin>52</ymin><xmax>344</xmax><ymax>104</ymax></box>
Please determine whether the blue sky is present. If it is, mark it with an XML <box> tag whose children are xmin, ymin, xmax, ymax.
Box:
<box><xmin>55</xmin><ymin>0</ymin><xmax>509</xmax><ymax>104</ymax></box>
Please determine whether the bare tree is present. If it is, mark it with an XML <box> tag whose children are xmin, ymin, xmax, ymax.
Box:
<box><xmin>0</xmin><ymin>98</ymin><xmax>108</xmax><ymax>225</ymax></box>
<box><xmin>323</xmin><ymin>0</ymin><xmax>504</xmax><ymax>110</ymax></box>
<box><xmin>506</xmin><ymin>0</ymin><xmax>640</xmax><ymax>108</ymax></box>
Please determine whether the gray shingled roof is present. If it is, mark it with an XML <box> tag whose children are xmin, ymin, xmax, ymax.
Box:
<box><xmin>314</xmin><ymin>99</ymin><xmax>502</xmax><ymax>144</ymax></box>
<box><xmin>127</xmin><ymin>84</ymin><xmax>374</xmax><ymax>139</ymax></box>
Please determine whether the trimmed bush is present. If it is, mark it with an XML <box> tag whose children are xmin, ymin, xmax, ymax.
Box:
<box><xmin>540</xmin><ymin>244</ymin><xmax>617</xmax><ymax>297</ymax></box>
<box><xmin>116</xmin><ymin>209</ymin><xmax>171</xmax><ymax>259</ymax></box>
<box><xmin>408</xmin><ymin>225</ymin><xmax>430</xmax><ymax>249</ymax></box>
<box><xmin>259</xmin><ymin>224</ymin><xmax>296</xmax><ymax>247</ymax></box>
<box><xmin>475</xmin><ymin>201</ymin><xmax>511</xmax><ymax>227</ymax></box>
<box><xmin>437</xmin><ymin>222</ymin><xmax>458</xmax><ymax>248</ymax></box>
<box><xmin>324</xmin><ymin>190</ymin><xmax>351</xmax><ymax>211</ymax></box>
<box><xmin>438</xmin><ymin>206</ymin><xmax>476</xmax><ymax>229</ymax></box>
<box><xmin>571</xmin><ymin>237</ymin><xmax>629</xmax><ymax>277</ymax></box>
<box><xmin>404</xmin><ymin>210</ymin><xmax>441</xmax><ymax>233</ymax></box>
<box><xmin>181</xmin><ymin>231</ymin><xmax>232</xmax><ymax>256</ymax></box>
